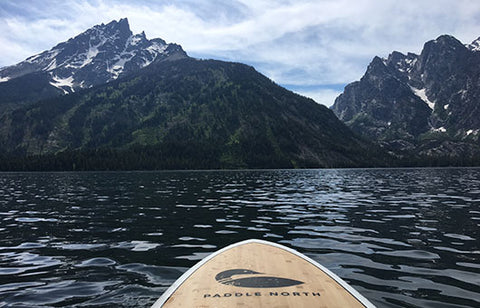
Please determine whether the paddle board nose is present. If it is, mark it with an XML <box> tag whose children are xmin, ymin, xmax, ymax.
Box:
<box><xmin>152</xmin><ymin>239</ymin><xmax>376</xmax><ymax>307</ymax></box>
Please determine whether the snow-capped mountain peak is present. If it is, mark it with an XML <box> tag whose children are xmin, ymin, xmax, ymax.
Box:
<box><xmin>0</xmin><ymin>18</ymin><xmax>187</xmax><ymax>93</ymax></box>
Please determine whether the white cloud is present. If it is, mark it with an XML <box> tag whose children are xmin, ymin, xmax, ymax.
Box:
<box><xmin>1</xmin><ymin>0</ymin><xmax>480</xmax><ymax>106</ymax></box>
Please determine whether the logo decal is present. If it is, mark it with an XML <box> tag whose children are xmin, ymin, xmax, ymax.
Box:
<box><xmin>215</xmin><ymin>269</ymin><xmax>304</xmax><ymax>288</ymax></box>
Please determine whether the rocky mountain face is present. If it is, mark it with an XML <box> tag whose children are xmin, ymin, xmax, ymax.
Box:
<box><xmin>0</xmin><ymin>18</ymin><xmax>187</xmax><ymax>107</ymax></box>
<box><xmin>0</xmin><ymin>20</ymin><xmax>386</xmax><ymax>170</ymax></box>
<box><xmin>332</xmin><ymin>35</ymin><xmax>480</xmax><ymax>161</ymax></box>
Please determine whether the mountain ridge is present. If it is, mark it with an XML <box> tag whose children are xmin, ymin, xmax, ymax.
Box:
<box><xmin>0</xmin><ymin>18</ymin><xmax>187</xmax><ymax>108</ymax></box>
<box><xmin>331</xmin><ymin>34</ymin><xmax>480</xmax><ymax>162</ymax></box>
<box><xmin>0</xmin><ymin>57</ymin><xmax>387</xmax><ymax>170</ymax></box>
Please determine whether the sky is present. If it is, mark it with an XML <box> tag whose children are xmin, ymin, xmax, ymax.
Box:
<box><xmin>1</xmin><ymin>0</ymin><xmax>480</xmax><ymax>106</ymax></box>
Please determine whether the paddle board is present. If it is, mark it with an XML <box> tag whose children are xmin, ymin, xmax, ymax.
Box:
<box><xmin>152</xmin><ymin>239</ymin><xmax>375</xmax><ymax>307</ymax></box>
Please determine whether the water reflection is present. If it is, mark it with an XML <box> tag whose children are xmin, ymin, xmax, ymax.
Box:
<box><xmin>0</xmin><ymin>168</ymin><xmax>479</xmax><ymax>307</ymax></box>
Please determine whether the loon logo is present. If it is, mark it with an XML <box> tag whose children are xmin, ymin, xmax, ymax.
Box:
<box><xmin>215</xmin><ymin>269</ymin><xmax>304</xmax><ymax>288</ymax></box>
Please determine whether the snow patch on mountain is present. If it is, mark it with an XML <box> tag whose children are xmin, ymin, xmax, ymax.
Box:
<box><xmin>50</xmin><ymin>75</ymin><xmax>74</xmax><ymax>94</ymax></box>
<box><xmin>147</xmin><ymin>42</ymin><xmax>167</xmax><ymax>55</ymax></box>
<box><xmin>432</xmin><ymin>127</ymin><xmax>446</xmax><ymax>133</ymax></box>
<box><xmin>81</xmin><ymin>44</ymin><xmax>100</xmax><ymax>68</ymax></box>
<box><xmin>26</xmin><ymin>53</ymin><xmax>42</xmax><ymax>63</ymax></box>
<box><xmin>108</xmin><ymin>51</ymin><xmax>135</xmax><ymax>78</ymax></box>
<box><xmin>411</xmin><ymin>86</ymin><xmax>435</xmax><ymax>110</ymax></box>
<box><xmin>467</xmin><ymin>37</ymin><xmax>480</xmax><ymax>52</ymax></box>
<box><xmin>128</xmin><ymin>33</ymin><xmax>143</xmax><ymax>46</ymax></box>
<box><xmin>466</xmin><ymin>129</ymin><xmax>479</xmax><ymax>136</ymax></box>
<box><xmin>44</xmin><ymin>58</ymin><xmax>58</xmax><ymax>71</ymax></box>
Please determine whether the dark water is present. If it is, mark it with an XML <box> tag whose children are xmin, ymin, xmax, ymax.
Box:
<box><xmin>0</xmin><ymin>168</ymin><xmax>479</xmax><ymax>307</ymax></box>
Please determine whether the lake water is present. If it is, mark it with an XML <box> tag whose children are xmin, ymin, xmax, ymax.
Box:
<box><xmin>0</xmin><ymin>168</ymin><xmax>479</xmax><ymax>307</ymax></box>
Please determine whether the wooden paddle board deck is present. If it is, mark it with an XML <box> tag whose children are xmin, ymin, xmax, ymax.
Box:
<box><xmin>152</xmin><ymin>239</ymin><xmax>375</xmax><ymax>307</ymax></box>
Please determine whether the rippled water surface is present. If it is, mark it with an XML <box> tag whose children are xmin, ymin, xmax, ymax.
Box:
<box><xmin>0</xmin><ymin>168</ymin><xmax>479</xmax><ymax>307</ymax></box>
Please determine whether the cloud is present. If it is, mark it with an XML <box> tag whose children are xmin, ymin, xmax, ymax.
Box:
<box><xmin>1</xmin><ymin>0</ymin><xmax>480</xmax><ymax>106</ymax></box>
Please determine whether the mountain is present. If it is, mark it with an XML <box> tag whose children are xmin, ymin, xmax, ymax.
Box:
<box><xmin>331</xmin><ymin>35</ymin><xmax>480</xmax><ymax>162</ymax></box>
<box><xmin>0</xmin><ymin>58</ymin><xmax>386</xmax><ymax>170</ymax></box>
<box><xmin>0</xmin><ymin>18</ymin><xmax>186</xmax><ymax>108</ymax></box>
<box><xmin>0</xmin><ymin>19</ymin><xmax>388</xmax><ymax>170</ymax></box>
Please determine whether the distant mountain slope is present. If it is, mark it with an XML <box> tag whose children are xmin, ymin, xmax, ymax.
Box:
<box><xmin>0</xmin><ymin>18</ymin><xmax>187</xmax><ymax>108</ymax></box>
<box><xmin>0</xmin><ymin>58</ymin><xmax>385</xmax><ymax>170</ymax></box>
<box><xmin>331</xmin><ymin>35</ymin><xmax>480</xmax><ymax>161</ymax></box>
